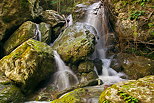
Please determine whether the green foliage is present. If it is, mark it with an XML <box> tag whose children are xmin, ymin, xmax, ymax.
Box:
<box><xmin>49</xmin><ymin>1</ymin><xmax>59</xmax><ymax>4</ymax></box>
<box><xmin>129</xmin><ymin>11</ymin><xmax>145</xmax><ymax>20</ymax></box>
<box><xmin>134</xmin><ymin>0</ymin><xmax>151</xmax><ymax>6</ymax></box>
<box><xmin>118</xmin><ymin>91</ymin><xmax>139</xmax><ymax>103</ymax></box>
<box><xmin>102</xmin><ymin>100</ymin><xmax>110</xmax><ymax>103</ymax></box>
<box><xmin>148</xmin><ymin>23</ymin><xmax>154</xmax><ymax>28</ymax></box>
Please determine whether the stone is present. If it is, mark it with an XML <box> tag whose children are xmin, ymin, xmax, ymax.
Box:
<box><xmin>52</xmin><ymin>86</ymin><xmax>104</xmax><ymax>103</ymax></box>
<box><xmin>99</xmin><ymin>75</ymin><xmax>154</xmax><ymax>103</ymax></box>
<box><xmin>0</xmin><ymin>0</ymin><xmax>42</xmax><ymax>41</ymax></box>
<box><xmin>39</xmin><ymin>10</ymin><xmax>65</xmax><ymax>27</ymax></box>
<box><xmin>115</xmin><ymin>53</ymin><xmax>154</xmax><ymax>79</ymax></box>
<box><xmin>78</xmin><ymin>61</ymin><xmax>94</xmax><ymax>73</ymax></box>
<box><xmin>0</xmin><ymin>72</ymin><xmax>25</xmax><ymax>103</ymax></box>
<box><xmin>52</xmin><ymin>22</ymin><xmax>95</xmax><ymax>63</ymax></box>
<box><xmin>0</xmin><ymin>39</ymin><xmax>56</xmax><ymax>93</ymax></box>
<box><xmin>4</xmin><ymin>21</ymin><xmax>51</xmax><ymax>54</ymax></box>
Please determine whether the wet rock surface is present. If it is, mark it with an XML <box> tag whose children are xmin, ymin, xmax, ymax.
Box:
<box><xmin>0</xmin><ymin>39</ymin><xmax>56</xmax><ymax>93</ymax></box>
<box><xmin>52</xmin><ymin>22</ymin><xmax>95</xmax><ymax>63</ymax></box>
<box><xmin>0</xmin><ymin>0</ymin><xmax>42</xmax><ymax>41</ymax></box>
<box><xmin>112</xmin><ymin>53</ymin><xmax>154</xmax><ymax>79</ymax></box>
<box><xmin>99</xmin><ymin>76</ymin><xmax>154</xmax><ymax>103</ymax></box>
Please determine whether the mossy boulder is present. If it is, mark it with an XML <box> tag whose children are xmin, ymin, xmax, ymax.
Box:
<box><xmin>99</xmin><ymin>75</ymin><xmax>154</xmax><ymax>103</ymax></box>
<box><xmin>0</xmin><ymin>72</ymin><xmax>25</xmax><ymax>103</ymax></box>
<box><xmin>78</xmin><ymin>61</ymin><xmax>98</xmax><ymax>83</ymax></box>
<box><xmin>52</xmin><ymin>87</ymin><xmax>104</xmax><ymax>103</ymax></box>
<box><xmin>4</xmin><ymin>21</ymin><xmax>52</xmax><ymax>55</ymax></box>
<box><xmin>0</xmin><ymin>0</ymin><xmax>42</xmax><ymax>41</ymax></box>
<box><xmin>114</xmin><ymin>53</ymin><xmax>154</xmax><ymax>79</ymax></box>
<box><xmin>52</xmin><ymin>23</ymin><xmax>95</xmax><ymax>63</ymax></box>
<box><xmin>51</xmin><ymin>88</ymin><xmax>87</xmax><ymax>103</ymax></box>
<box><xmin>0</xmin><ymin>83</ymin><xmax>25</xmax><ymax>103</ymax></box>
<box><xmin>0</xmin><ymin>39</ymin><xmax>56</xmax><ymax>93</ymax></box>
<box><xmin>39</xmin><ymin>10</ymin><xmax>65</xmax><ymax>27</ymax></box>
<box><xmin>78</xmin><ymin>61</ymin><xmax>94</xmax><ymax>73</ymax></box>
<box><xmin>3</xmin><ymin>21</ymin><xmax>36</xmax><ymax>54</ymax></box>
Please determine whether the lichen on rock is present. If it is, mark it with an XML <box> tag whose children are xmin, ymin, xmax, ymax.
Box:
<box><xmin>99</xmin><ymin>75</ymin><xmax>154</xmax><ymax>103</ymax></box>
<box><xmin>52</xmin><ymin>22</ymin><xmax>95</xmax><ymax>63</ymax></box>
<box><xmin>0</xmin><ymin>39</ymin><xmax>56</xmax><ymax>93</ymax></box>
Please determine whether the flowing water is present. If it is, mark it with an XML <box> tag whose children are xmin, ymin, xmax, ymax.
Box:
<box><xmin>34</xmin><ymin>24</ymin><xmax>42</xmax><ymax>41</ymax></box>
<box><xmin>26</xmin><ymin>2</ymin><xmax>126</xmax><ymax>103</ymax></box>
<box><xmin>53</xmin><ymin>50</ymin><xmax>79</xmax><ymax>91</ymax></box>
<box><xmin>83</xmin><ymin>1</ymin><xmax>126</xmax><ymax>85</ymax></box>
<box><xmin>66</xmin><ymin>14</ymin><xmax>73</xmax><ymax>26</ymax></box>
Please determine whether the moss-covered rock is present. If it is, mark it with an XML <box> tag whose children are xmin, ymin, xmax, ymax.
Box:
<box><xmin>0</xmin><ymin>83</ymin><xmax>25</xmax><ymax>103</ymax></box>
<box><xmin>77</xmin><ymin>61</ymin><xmax>98</xmax><ymax>83</ymax></box>
<box><xmin>0</xmin><ymin>0</ymin><xmax>42</xmax><ymax>41</ymax></box>
<box><xmin>4</xmin><ymin>21</ymin><xmax>52</xmax><ymax>54</ymax></box>
<box><xmin>39</xmin><ymin>10</ymin><xmax>65</xmax><ymax>27</ymax></box>
<box><xmin>0</xmin><ymin>39</ymin><xmax>56</xmax><ymax>93</ymax></box>
<box><xmin>114</xmin><ymin>53</ymin><xmax>154</xmax><ymax>79</ymax></box>
<box><xmin>0</xmin><ymin>72</ymin><xmax>25</xmax><ymax>103</ymax></box>
<box><xmin>108</xmin><ymin>0</ymin><xmax>154</xmax><ymax>59</ymax></box>
<box><xmin>78</xmin><ymin>61</ymin><xmax>94</xmax><ymax>73</ymax></box>
<box><xmin>51</xmin><ymin>88</ymin><xmax>87</xmax><ymax>103</ymax></box>
<box><xmin>52</xmin><ymin>86</ymin><xmax>104</xmax><ymax>103</ymax></box>
<box><xmin>39</xmin><ymin>22</ymin><xmax>51</xmax><ymax>44</ymax></box>
<box><xmin>3</xmin><ymin>21</ymin><xmax>36</xmax><ymax>54</ymax></box>
<box><xmin>99</xmin><ymin>75</ymin><xmax>154</xmax><ymax>103</ymax></box>
<box><xmin>27</xmin><ymin>83</ymin><xmax>58</xmax><ymax>101</ymax></box>
<box><xmin>52</xmin><ymin>22</ymin><xmax>95</xmax><ymax>63</ymax></box>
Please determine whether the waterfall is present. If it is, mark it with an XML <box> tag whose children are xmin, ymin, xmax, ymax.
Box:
<box><xmin>66</xmin><ymin>14</ymin><xmax>73</xmax><ymax>26</ymax></box>
<box><xmin>83</xmin><ymin>1</ymin><xmax>126</xmax><ymax>85</ymax></box>
<box><xmin>34</xmin><ymin>24</ymin><xmax>42</xmax><ymax>41</ymax></box>
<box><xmin>53</xmin><ymin>51</ymin><xmax>79</xmax><ymax>91</ymax></box>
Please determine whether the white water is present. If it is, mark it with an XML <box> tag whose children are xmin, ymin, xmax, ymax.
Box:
<box><xmin>66</xmin><ymin>14</ymin><xmax>73</xmax><ymax>26</ymax></box>
<box><xmin>35</xmin><ymin>24</ymin><xmax>42</xmax><ymax>41</ymax></box>
<box><xmin>53</xmin><ymin>51</ymin><xmax>79</xmax><ymax>91</ymax></box>
<box><xmin>84</xmin><ymin>1</ymin><xmax>126</xmax><ymax>85</ymax></box>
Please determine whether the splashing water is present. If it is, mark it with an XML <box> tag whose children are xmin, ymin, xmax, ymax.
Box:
<box><xmin>53</xmin><ymin>51</ymin><xmax>79</xmax><ymax>91</ymax></box>
<box><xmin>34</xmin><ymin>24</ymin><xmax>42</xmax><ymax>41</ymax></box>
<box><xmin>84</xmin><ymin>1</ymin><xmax>126</xmax><ymax>85</ymax></box>
<box><xmin>66</xmin><ymin>14</ymin><xmax>73</xmax><ymax>26</ymax></box>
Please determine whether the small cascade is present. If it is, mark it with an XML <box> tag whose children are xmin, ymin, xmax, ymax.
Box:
<box><xmin>66</xmin><ymin>14</ymin><xmax>73</xmax><ymax>27</ymax></box>
<box><xmin>84</xmin><ymin>1</ymin><xmax>126</xmax><ymax>85</ymax></box>
<box><xmin>34</xmin><ymin>24</ymin><xmax>42</xmax><ymax>41</ymax></box>
<box><xmin>53</xmin><ymin>51</ymin><xmax>79</xmax><ymax>91</ymax></box>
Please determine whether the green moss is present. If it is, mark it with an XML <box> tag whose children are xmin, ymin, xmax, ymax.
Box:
<box><xmin>102</xmin><ymin>100</ymin><xmax>110</xmax><ymax>103</ymax></box>
<box><xmin>118</xmin><ymin>91</ymin><xmax>139</xmax><ymax>103</ymax></box>
<box><xmin>99</xmin><ymin>76</ymin><xmax>154</xmax><ymax>103</ymax></box>
<box><xmin>51</xmin><ymin>88</ymin><xmax>86</xmax><ymax>103</ymax></box>
<box><xmin>0</xmin><ymin>83</ymin><xmax>25</xmax><ymax>103</ymax></box>
<box><xmin>129</xmin><ymin>11</ymin><xmax>145</xmax><ymax>20</ymax></box>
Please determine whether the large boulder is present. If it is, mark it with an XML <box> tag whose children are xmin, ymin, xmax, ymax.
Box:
<box><xmin>0</xmin><ymin>72</ymin><xmax>25</xmax><ymax>103</ymax></box>
<box><xmin>99</xmin><ymin>75</ymin><xmax>154</xmax><ymax>103</ymax></box>
<box><xmin>39</xmin><ymin>10</ymin><xmax>65</xmax><ymax>27</ymax></box>
<box><xmin>52</xmin><ymin>87</ymin><xmax>104</xmax><ymax>103</ymax></box>
<box><xmin>112</xmin><ymin>53</ymin><xmax>154</xmax><ymax>79</ymax></box>
<box><xmin>0</xmin><ymin>0</ymin><xmax>42</xmax><ymax>41</ymax></box>
<box><xmin>0</xmin><ymin>39</ymin><xmax>56</xmax><ymax>93</ymax></box>
<box><xmin>3</xmin><ymin>21</ymin><xmax>51</xmax><ymax>54</ymax></box>
<box><xmin>52</xmin><ymin>23</ymin><xmax>95</xmax><ymax>63</ymax></box>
